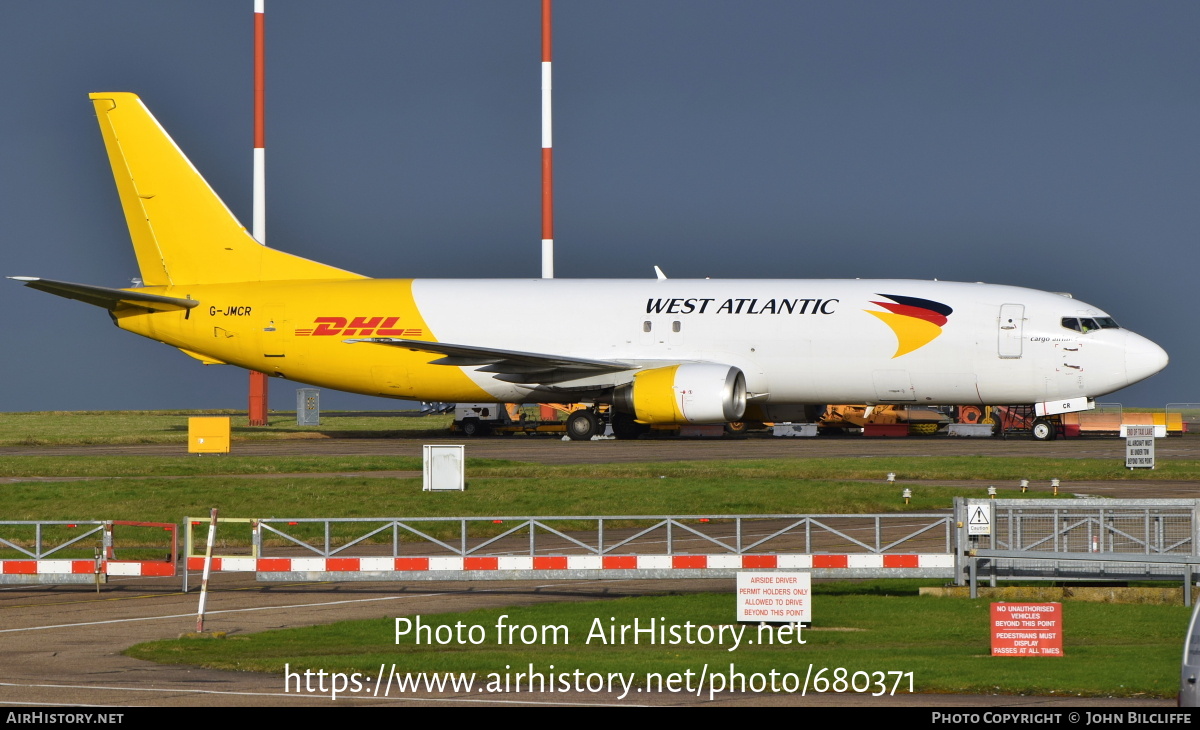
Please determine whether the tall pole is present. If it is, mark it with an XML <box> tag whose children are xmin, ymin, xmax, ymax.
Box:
<box><xmin>253</xmin><ymin>0</ymin><xmax>266</xmax><ymax>244</ymax></box>
<box><xmin>540</xmin><ymin>0</ymin><xmax>554</xmax><ymax>278</ymax></box>
<box><xmin>248</xmin><ymin>0</ymin><xmax>269</xmax><ymax>426</ymax></box>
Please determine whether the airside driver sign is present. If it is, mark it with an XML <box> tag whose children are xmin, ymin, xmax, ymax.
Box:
<box><xmin>737</xmin><ymin>572</ymin><xmax>811</xmax><ymax>623</ymax></box>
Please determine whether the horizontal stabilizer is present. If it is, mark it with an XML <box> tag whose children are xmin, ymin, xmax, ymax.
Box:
<box><xmin>8</xmin><ymin>277</ymin><xmax>198</xmax><ymax>312</ymax></box>
<box><xmin>345</xmin><ymin>337</ymin><xmax>637</xmax><ymax>385</ymax></box>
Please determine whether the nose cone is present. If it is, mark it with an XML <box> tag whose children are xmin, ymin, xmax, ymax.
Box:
<box><xmin>1126</xmin><ymin>332</ymin><xmax>1169</xmax><ymax>385</ymax></box>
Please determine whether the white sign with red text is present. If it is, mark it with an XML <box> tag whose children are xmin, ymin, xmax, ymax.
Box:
<box><xmin>737</xmin><ymin>572</ymin><xmax>811</xmax><ymax>623</ymax></box>
<box><xmin>991</xmin><ymin>602</ymin><xmax>1063</xmax><ymax>657</ymax></box>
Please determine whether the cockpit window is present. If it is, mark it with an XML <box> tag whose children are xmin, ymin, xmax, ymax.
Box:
<box><xmin>1063</xmin><ymin>316</ymin><xmax>1120</xmax><ymax>333</ymax></box>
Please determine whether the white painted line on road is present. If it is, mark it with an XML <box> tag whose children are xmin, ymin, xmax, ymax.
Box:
<box><xmin>0</xmin><ymin>681</ymin><xmax>643</xmax><ymax>707</ymax></box>
<box><xmin>0</xmin><ymin>581</ymin><xmax>606</xmax><ymax>634</ymax></box>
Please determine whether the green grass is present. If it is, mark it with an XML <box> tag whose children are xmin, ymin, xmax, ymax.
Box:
<box><xmin>5</xmin><ymin>454</ymin><xmax>1200</xmax><ymax>481</ymax></box>
<box><xmin>125</xmin><ymin>582</ymin><xmax>1189</xmax><ymax>698</ymax></box>
<box><xmin>464</xmin><ymin>456</ymin><xmax>1200</xmax><ymax>482</ymax></box>
<box><xmin>0</xmin><ymin>455</ymin><xmax>506</xmax><ymax>478</ymax></box>
<box><xmin>0</xmin><ymin>410</ymin><xmax>453</xmax><ymax>445</ymax></box>
<box><xmin>0</xmin><ymin>453</ymin><xmax>1171</xmax><ymax>555</ymax></box>
<box><xmin>6</xmin><ymin>411</ymin><xmax>1198</xmax><ymax>697</ymax></box>
<box><xmin>0</xmin><ymin>474</ymin><xmax>1018</xmax><ymax>558</ymax></box>
<box><xmin>0</xmin><ymin>475</ymin><xmax>1039</xmax><ymax>525</ymax></box>
<box><xmin>0</xmin><ymin>461</ymin><xmax>1054</xmax><ymax>559</ymax></box>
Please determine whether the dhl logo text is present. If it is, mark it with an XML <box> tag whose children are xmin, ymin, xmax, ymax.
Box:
<box><xmin>295</xmin><ymin>317</ymin><xmax>424</xmax><ymax>337</ymax></box>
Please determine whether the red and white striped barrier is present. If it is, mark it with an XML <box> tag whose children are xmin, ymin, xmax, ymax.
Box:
<box><xmin>187</xmin><ymin>553</ymin><xmax>954</xmax><ymax>576</ymax></box>
<box><xmin>105</xmin><ymin>560</ymin><xmax>177</xmax><ymax>577</ymax></box>
<box><xmin>0</xmin><ymin>560</ymin><xmax>175</xmax><ymax>576</ymax></box>
<box><xmin>0</xmin><ymin>560</ymin><xmax>96</xmax><ymax>575</ymax></box>
<box><xmin>0</xmin><ymin>559</ymin><xmax>174</xmax><ymax>581</ymax></box>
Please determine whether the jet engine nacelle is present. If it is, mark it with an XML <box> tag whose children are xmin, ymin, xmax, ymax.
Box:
<box><xmin>612</xmin><ymin>363</ymin><xmax>747</xmax><ymax>424</ymax></box>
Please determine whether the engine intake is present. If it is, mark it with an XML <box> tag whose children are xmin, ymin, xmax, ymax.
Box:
<box><xmin>612</xmin><ymin>364</ymin><xmax>747</xmax><ymax>424</ymax></box>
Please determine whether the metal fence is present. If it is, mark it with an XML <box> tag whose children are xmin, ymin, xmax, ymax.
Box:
<box><xmin>0</xmin><ymin>520</ymin><xmax>106</xmax><ymax>560</ymax></box>
<box><xmin>245</xmin><ymin>514</ymin><xmax>955</xmax><ymax>558</ymax></box>
<box><xmin>956</xmin><ymin>498</ymin><xmax>1200</xmax><ymax>585</ymax></box>
<box><xmin>0</xmin><ymin>520</ymin><xmax>176</xmax><ymax>584</ymax></box>
<box><xmin>182</xmin><ymin>513</ymin><xmax>956</xmax><ymax>585</ymax></box>
<box><xmin>18</xmin><ymin>499</ymin><xmax>1190</xmax><ymax>591</ymax></box>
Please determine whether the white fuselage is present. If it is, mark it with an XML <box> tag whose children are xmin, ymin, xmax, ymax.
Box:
<box><xmin>410</xmin><ymin>278</ymin><xmax>1165</xmax><ymax>407</ymax></box>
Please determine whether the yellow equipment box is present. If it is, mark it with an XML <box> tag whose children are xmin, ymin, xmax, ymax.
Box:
<box><xmin>188</xmin><ymin>417</ymin><xmax>231</xmax><ymax>454</ymax></box>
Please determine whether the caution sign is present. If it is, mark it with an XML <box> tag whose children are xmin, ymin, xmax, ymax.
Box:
<box><xmin>967</xmin><ymin>503</ymin><xmax>992</xmax><ymax>536</ymax></box>
<box><xmin>991</xmin><ymin>603</ymin><xmax>1063</xmax><ymax>657</ymax></box>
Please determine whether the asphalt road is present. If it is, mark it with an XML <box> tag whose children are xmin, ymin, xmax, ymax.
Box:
<box><xmin>0</xmin><ymin>434</ymin><xmax>1194</xmax><ymax>708</ymax></box>
<box><xmin>5</xmin><ymin>431</ymin><xmax>1194</xmax><ymax>462</ymax></box>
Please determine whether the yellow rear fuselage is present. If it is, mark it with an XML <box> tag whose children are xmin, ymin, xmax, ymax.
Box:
<box><xmin>116</xmin><ymin>279</ymin><xmax>493</xmax><ymax>401</ymax></box>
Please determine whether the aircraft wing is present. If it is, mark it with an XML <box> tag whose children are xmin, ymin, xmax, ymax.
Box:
<box><xmin>8</xmin><ymin>277</ymin><xmax>198</xmax><ymax>312</ymax></box>
<box><xmin>344</xmin><ymin>337</ymin><xmax>638</xmax><ymax>385</ymax></box>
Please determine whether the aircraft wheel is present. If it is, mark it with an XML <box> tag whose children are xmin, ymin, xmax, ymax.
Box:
<box><xmin>460</xmin><ymin>418</ymin><xmax>488</xmax><ymax>437</ymax></box>
<box><xmin>724</xmin><ymin>421</ymin><xmax>748</xmax><ymax>438</ymax></box>
<box><xmin>566</xmin><ymin>410</ymin><xmax>600</xmax><ymax>441</ymax></box>
<box><xmin>1031</xmin><ymin>418</ymin><xmax>1057</xmax><ymax>441</ymax></box>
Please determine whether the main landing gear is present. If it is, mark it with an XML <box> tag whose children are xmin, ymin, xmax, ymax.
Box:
<box><xmin>565</xmin><ymin>409</ymin><xmax>601</xmax><ymax>441</ymax></box>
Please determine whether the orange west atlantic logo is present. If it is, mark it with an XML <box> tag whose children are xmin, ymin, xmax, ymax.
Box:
<box><xmin>295</xmin><ymin>317</ymin><xmax>423</xmax><ymax>337</ymax></box>
<box><xmin>866</xmin><ymin>294</ymin><xmax>953</xmax><ymax>358</ymax></box>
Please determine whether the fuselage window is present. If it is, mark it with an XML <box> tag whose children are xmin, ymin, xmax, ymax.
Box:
<box><xmin>1095</xmin><ymin>317</ymin><xmax>1120</xmax><ymax>329</ymax></box>
<box><xmin>1061</xmin><ymin>317</ymin><xmax>1081</xmax><ymax>332</ymax></box>
<box><xmin>643</xmin><ymin>321</ymin><xmax>652</xmax><ymax>333</ymax></box>
<box><xmin>1080</xmin><ymin>318</ymin><xmax>1099</xmax><ymax>333</ymax></box>
<box><xmin>672</xmin><ymin>321</ymin><xmax>681</xmax><ymax>333</ymax></box>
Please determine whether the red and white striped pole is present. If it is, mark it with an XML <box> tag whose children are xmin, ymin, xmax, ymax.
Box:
<box><xmin>253</xmin><ymin>0</ymin><xmax>266</xmax><ymax>244</ymax></box>
<box><xmin>196</xmin><ymin>507</ymin><xmax>219</xmax><ymax>632</ymax></box>
<box><xmin>540</xmin><ymin>0</ymin><xmax>554</xmax><ymax>279</ymax></box>
<box><xmin>248</xmin><ymin>0</ymin><xmax>269</xmax><ymax>426</ymax></box>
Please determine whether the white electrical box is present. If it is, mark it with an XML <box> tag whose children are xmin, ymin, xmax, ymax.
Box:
<box><xmin>423</xmin><ymin>444</ymin><xmax>465</xmax><ymax>491</ymax></box>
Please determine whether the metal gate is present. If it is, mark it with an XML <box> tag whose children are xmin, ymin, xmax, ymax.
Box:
<box><xmin>184</xmin><ymin>513</ymin><xmax>956</xmax><ymax>585</ymax></box>
<box><xmin>0</xmin><ymin>520</ymin><xmax>177</xmax><ymax>584</ymax></box>
<box><xmin>957</xmin><ymin>498</ymin><xmax>1199</xmax><ymax>583</ymax></box>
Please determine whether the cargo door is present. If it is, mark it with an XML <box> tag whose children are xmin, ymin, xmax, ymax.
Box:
<box><xmin>998</xmin><ymin>304</ymin><xmax>1024</xmax><ymax>359</ymax></box>
<box><xmin>872</xmin><ymin>370</ymin><xmax>916</xmax><ymax>402</ymax></box>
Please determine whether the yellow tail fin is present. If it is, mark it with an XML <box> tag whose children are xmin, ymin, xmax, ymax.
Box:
<box><xmin>90</xmin><ymin>93</ymin><xmax>364</xmax><ymax>285</ymax></box>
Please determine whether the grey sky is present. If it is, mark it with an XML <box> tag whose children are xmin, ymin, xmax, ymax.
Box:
<box><xmin>2</xmin><ymin>1</ymin><xmax>1195</xmax><ymax>412</ymax></box>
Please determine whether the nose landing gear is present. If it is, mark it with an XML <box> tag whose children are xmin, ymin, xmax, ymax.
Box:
<box><xmin>1031</xmin><ymin>417</ymin><xmax>1060</xmax><ymax>441</ymax></box>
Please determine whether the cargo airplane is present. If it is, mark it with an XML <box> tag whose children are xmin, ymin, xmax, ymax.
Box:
<box><xmin>12</xmin><ymin>93</ymin><xmax>1169</xmax><ymax>440</ymax></box>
